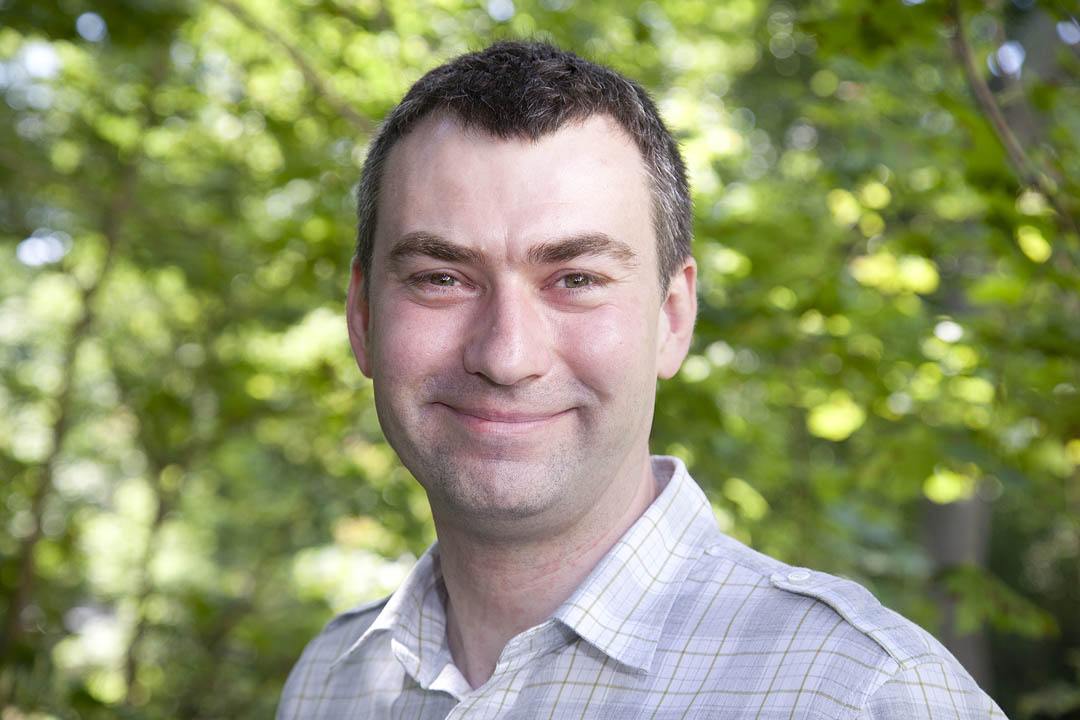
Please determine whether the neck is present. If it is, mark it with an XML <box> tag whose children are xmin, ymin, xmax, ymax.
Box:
<box><xmin>435</xmin><ymin>459</ymin><xmax>659</xmax><ymax>689</ymax></box>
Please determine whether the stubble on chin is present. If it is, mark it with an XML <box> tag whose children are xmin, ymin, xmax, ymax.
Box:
<box><xmin>374</xmin><ymin>371</ymin><xmax>647</xmax><ymax>538</ymax></box>
<box><xmin>405</xmin><ymin>435</ymin><xmax>584</xmax><ymax>533</ymax></box>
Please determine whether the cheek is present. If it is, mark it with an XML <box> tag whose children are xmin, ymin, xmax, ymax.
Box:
<box><xmin>371</xmin><ymin>305</ymin><xmax>466</xmax><ymax>385</ymax></box>
<box><xmin>553</xmin><ymin>303</ymin><xmax>657</xmax><ymax>390</ymax></box>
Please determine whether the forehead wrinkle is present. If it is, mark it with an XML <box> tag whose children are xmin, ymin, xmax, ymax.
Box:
<box><xmin>386</xmin><ymin>232</ymin><xmax>488</xmax><ymax>269</ymax></box>
<box><xmin>526</xmin><ymin>233</ymin><xmax>640</xmax><ymax>268</ymax></box>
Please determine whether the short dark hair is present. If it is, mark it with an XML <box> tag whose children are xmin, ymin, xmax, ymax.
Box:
<box><xmin>354</xmin><ymin>41</ymin><xmax>692</xmax><ymax>295</ymax></box>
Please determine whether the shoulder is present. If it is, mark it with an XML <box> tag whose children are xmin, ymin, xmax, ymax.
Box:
<box><xmin>292</xmin><ymin>594</ymin><xmax>390</xmax><ymax>666</ymax></box>
<box><xmin>687</xmin><ymin>532</ymin><xmax>944</xmax><ymax>669</ymax></box>
<box><xmin>674</xmin><ymin>533</ymin><xmax>1006</xmax><ymax>718</ymax></box>
<box><xmin>277</xmin><ymin>595</ymin><xmax>391</xmax><ymax>710</ymax></box>
<box><xmin>324</xmin><ymin>594</ymin><xmax>392</xmax><ymax>630</ymax></box>
<box><xmin>854</xmin><ymin>661</ymin><xmax>1009</xmax><ymax>719</ymax></box>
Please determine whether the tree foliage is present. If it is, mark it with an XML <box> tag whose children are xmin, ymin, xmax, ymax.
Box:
<box><xmin>0</xmin><ymin>0</ymin><xmax>1077</xmax><ymax>716</ymax></box>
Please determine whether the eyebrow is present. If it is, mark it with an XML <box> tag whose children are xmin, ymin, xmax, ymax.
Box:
<box><xmin>387</xmin><ymin>232</ymin><xmax>486</xmax><ymax>269</ymax></box>
<box><xmin>526</xmin><ymin>233</ymin><xmax>639</xmax><ymax>268</ymax></box>
<box><xmin>386</xmin><ymin>231</ymin><xmax>639</xmax><ymax>270</ymax></box>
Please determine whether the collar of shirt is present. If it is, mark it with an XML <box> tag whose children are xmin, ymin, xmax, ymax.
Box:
<box><xmin>330</xmin><ymin>456</ymin><xmax>719</xmax><ymax>694</ymax></box>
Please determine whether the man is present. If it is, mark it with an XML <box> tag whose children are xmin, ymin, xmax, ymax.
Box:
<box><xmin>278</xmin><ymin>41</ymin><xmax>1006</xmax><ymax>718</ymax></box>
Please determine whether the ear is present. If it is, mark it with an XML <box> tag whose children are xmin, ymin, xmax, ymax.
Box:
<box><xmin>346</xmin><ymin>258</ymin><xmax>373</xmax><ymax>378</ymax></box>
<box><xmin>656</xmin><ymin>257</ymin><xmax>697</xmax><ymax>380</ymax></box>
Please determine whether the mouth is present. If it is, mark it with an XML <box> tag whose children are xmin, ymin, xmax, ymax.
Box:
<box><xmin>434</xmin><ymin>403</ymin><xmax>574</xmax><ymax>434</ymax></box>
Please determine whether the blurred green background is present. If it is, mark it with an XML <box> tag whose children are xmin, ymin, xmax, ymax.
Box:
<box><xmin>1</xmin><ymin>0</ymin><xmax>1078</xmax><ymax>717</ymax></box>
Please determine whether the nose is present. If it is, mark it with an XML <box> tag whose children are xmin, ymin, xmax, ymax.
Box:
<box><xmin>463</xmin><ymin>283</ymin><xmax>553</xmax><ymax>385</ymax></box>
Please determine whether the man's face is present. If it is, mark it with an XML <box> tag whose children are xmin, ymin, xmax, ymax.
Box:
<box><xmin>348</xmin><ymin>113</ymin><xmax>696</xmax><ymax>541</ymax></box>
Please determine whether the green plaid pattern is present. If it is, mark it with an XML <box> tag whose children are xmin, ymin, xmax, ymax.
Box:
<box><xmin>278</xmin><ymin>457</ymin><xmax>1007</xmax><ymax>719</ymax></box>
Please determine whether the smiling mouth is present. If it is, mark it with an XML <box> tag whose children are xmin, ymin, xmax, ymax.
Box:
<box><xmin>434</xmin><ymin>403</ymin><xmax>574</xmax><ymax>434</ymax></box>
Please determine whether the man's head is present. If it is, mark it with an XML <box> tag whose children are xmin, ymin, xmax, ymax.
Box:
<box><xmin>347</xmin><ymin>42</ymin><xmax>697</xmax><ymax>543</ymax></box>
<box><xmin>354</xmin><ymin>40</ymin><xmax>692</xmax><ymax>296</ymax></box>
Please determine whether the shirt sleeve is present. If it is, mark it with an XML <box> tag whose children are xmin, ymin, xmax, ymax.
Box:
<box><xmin>857</xmin><ymin>662</ymin><xmax>1009</xmax><ymax>719</ymax></box>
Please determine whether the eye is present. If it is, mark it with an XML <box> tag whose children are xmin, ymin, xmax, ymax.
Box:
<box><xmin>558</xmin><ymin>273</ymin><xmax>593</xmax><ymax>289</ymax></box>
<box><xmin>403</xmin><ymin>271</ymin><xmax>468</xmax><ymax>295</ymax></box>
<box><xmin>427</xmin><ymin>272</ymin><xmax>457</xmax><ymax>287</ymax></box>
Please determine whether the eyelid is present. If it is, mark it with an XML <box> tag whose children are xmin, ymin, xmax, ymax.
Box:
<box><xmin>406</xmin><ymin>269</ymin><xmax>472</xmax><ymax>291</ymax></box>
<box><xmin>550</xmin><ymin>270</ymin><xmax>609</xmax><ymax>291</ymax></box>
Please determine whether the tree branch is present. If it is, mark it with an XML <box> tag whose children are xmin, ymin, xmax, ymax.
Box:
<box><xmin>948</xmin><ymin>0</ymin><xmax>1080</xmax><ymax>261</ymax></box>
<box><xmin>0</xmin><ymin>159</ymin><xmax>136</xmax><ymax>666</ymax></box>
<box><xmin>0</xmin><ymin>46</ymin><xmax>169</xmax><ymax>672</ymax></box>
<box><xmin>122</xmin><ymin>461</ymin><xmax>171</xmax><ymax>704</ymax></box>
<box><xmin>208</xmin><ymin>0</ymin><xmax>373</xmax><ymax>133</ymax></box>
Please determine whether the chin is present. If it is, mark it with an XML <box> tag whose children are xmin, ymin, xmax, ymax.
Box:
<box><xmin>413</xmin><ymin>453</ymin><xmax>576</xmax><ymax>524</ymax></box>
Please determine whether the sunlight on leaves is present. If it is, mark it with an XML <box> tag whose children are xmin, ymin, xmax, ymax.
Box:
<box><xmin>806</xmin><ymin>391</ymin><xmax>866</xmax><ymax>441</ymax></box>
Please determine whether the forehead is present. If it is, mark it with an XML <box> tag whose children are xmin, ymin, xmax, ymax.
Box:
<box><xmin>373</xmin><ymin>113</ymin><xmax>655</xmax><ymax>265</ymax></box>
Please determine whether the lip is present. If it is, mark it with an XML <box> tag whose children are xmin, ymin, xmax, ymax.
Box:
<box><xmin>435</xmin><ymin>403</ymin><xmax>574</xmax><ymax>434</ymax></box>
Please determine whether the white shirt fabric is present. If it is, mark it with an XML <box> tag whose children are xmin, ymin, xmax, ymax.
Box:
<box><xmin>277</xmin><ymin>456</ymin><xmax>1008</xmax><ymax>719</ymax></box>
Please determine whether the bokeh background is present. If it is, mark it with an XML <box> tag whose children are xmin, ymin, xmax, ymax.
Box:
<box><xmin>1</xmin><ymin>0</ymin><xmax>1078</xmax><ymax>717</ymax></box>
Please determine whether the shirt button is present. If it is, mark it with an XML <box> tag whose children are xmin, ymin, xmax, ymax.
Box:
<box><xmin>787</xmin><ymin>569</ymin><xmax>812</xmax><ymax>585</ymax></box>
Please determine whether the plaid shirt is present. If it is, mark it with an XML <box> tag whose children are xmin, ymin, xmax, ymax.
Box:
<box><xmin>278</xmin><ymin>457</ymin><xmax>1007</xmax><ymax>719</ymax></box>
